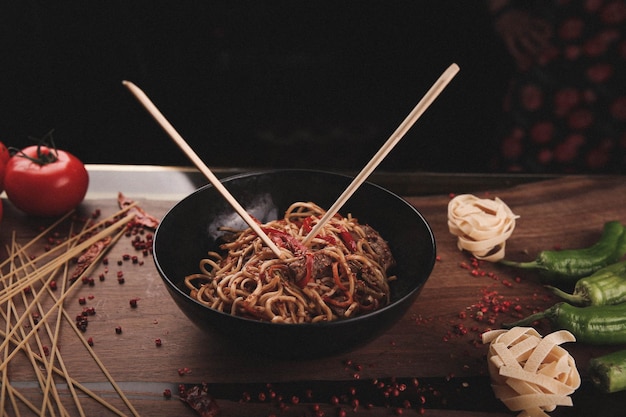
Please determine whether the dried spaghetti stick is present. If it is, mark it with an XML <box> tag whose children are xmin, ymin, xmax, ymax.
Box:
<box><xmin>448</xmin><ymin>194</ymin><xmax>519</xmax><ymax>261</ymax></box>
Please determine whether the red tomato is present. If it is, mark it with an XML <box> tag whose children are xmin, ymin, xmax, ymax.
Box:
<box><xmin>4</xmin><ymin>145</ymin><xmax>89</xmax><ymax>217</ymax></box>
<box><xmin>0</xmin><ymin>141</ymin><xmax>8</xmax><ymax>192</ymax></box>
<box><xmin>0</xmin><ymin>142</ymin><xmax>9</xmax><ymax>164</ymax></box>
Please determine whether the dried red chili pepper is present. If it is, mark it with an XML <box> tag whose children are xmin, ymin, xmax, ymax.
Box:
<box><xmin>71</xmin><ymin>236</ymin><xmax>112</xmax><ymax>282</ymax></box>
<box><xmin>261</xmin><ymin>226</ymin><xmax>314</xmax><ymax>288</ymax></box>
<box><xmin>337</xmin><ymin>225</ymin><xmax>357</xmax><ymax>252</ymax></box>
<box><xmin>180</xmin><ymin>383</ymin><xmax>219</xmax><ymax>417</ymax></box>
<box><xmin>118</xmin><ymin>192</ymin><xmax>160</xmax><ymax>229</ymax></box>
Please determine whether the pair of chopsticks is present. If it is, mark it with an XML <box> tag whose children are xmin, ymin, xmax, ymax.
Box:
<box><xmin>123</xmin><ymin>63</ymin><xmax>459</xmax><ymax>257</ymax></box>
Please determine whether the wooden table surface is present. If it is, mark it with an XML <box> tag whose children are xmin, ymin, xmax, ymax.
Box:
<box><xmin>2</xmin><ymin>169</ymin><xmax>626</xmax><ymax>417</ymax></box>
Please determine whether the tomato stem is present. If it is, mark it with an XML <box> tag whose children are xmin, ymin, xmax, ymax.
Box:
<box><xmin>10</xmin><ymin>129</ymin><xmax>59</xmax><ymax>165</ymax></box>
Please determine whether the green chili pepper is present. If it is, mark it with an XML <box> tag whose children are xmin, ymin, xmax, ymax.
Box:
<box><xmin>589</xmin><ymin>349</ymin><xmax>626</xmax><ymax>393</ymax></box>
<box><xmin>503</xmin><ymin>302</ymin><xmax>626</xmax><ymax>345</ymax></box>
<box><xmin>546</xmin><ymin>260</ymin><xmax>626</xmax><ymax>306</ymax></box>
<box><xmin>500</xmin><ymin>221</ymin><xmax>626</xmax><ymax>283</ymax></box>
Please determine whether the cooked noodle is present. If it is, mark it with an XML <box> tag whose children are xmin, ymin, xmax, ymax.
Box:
<box><xmin>184</xmin><ymin>202</ymin><xmax>396</xmax><ymax>323</ymax></box>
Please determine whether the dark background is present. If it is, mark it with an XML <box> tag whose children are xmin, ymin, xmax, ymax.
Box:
<box><xmin>0</xmin><ymin>1</ymin><xmax>512</xmax><ymax>172</ymax></box>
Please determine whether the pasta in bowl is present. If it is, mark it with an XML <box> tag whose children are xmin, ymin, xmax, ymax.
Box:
<box><xmin>153</xmin><ymin>169</ymin><xmax>435</xmax><ymax>358</ymax></box>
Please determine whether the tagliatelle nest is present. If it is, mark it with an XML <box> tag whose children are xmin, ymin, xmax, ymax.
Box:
<box><xmin>482</xmin><ymin>327</ymin><xmax>581</xmax><ymax>417</ymax></box>
<box><xmin>447</xmin><ymin>194</ymin><xmax>519</xmax><ymax>261</ymax></box>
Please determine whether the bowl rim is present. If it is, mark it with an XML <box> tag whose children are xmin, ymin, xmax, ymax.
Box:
<box><xmin>153</xmin><ymin>168</ymin><xmax>436</xmax><ymax>328</ymax></box>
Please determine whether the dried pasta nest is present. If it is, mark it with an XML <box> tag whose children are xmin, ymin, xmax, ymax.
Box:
<box><xmin>482</xmin><ymin>327</ymin><xmax>581</xmax><ymax>417</ymax></box>
<box><xmin>447</xmin><ymin>194</ymin><xmax>519</xmax><ymax>262</ymax></box>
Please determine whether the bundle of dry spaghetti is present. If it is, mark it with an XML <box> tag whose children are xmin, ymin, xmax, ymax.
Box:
<box><xmin>482</xmin><ymin>327</ymin><xmax>581</xmax><ymax>417</ymax></box>
<box><xmin>448</xmin><ymin>194</ymin><xmax>519</xmax><ymax>262</ymax></box>
<box><xmin>185</xmin><ymin>202</ymin><xmax>395</xmax><ymax>323</ymax></box>
<box><xmin>0</xmin><ymin>205</ymin><xmax>141</xmax><ymax>417</ymax></box>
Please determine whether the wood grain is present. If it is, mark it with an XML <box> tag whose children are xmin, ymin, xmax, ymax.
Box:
<box><xmin>1</xmin><ymin>175</ymin><xmax>626</xmax><ymax>416</ymax></box>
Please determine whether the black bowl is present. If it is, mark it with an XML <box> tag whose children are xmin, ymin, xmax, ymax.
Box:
<box><xmin>153</xmin><ymin>169</ymin><xmax>436</xmax><ymax>358</ymax></box>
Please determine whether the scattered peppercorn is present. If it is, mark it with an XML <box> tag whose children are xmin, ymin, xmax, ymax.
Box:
<box><xmin>76</xmin><ymin>317</ymin><xmax>88</xmax><ymax>332</ymax></box>
<box><xmin>351</xmin><ymin>398</ymin><xmax>359</xmax><ymax>410</ymax></box>
<box><xmin>178</xmin><ymin>367</ymin><xmax>192</xmax><ymax>376</ymax></box>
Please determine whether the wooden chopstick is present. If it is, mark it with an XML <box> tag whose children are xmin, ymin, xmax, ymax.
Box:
<box><xmin>302</xmin><ymin>63</ymin><xmax>460</xmax><ymax>245</ymax></box>
<box><xmin>122</xmin><ymin>80</ymin><xmax>284</xmax><ymax>259</ymax></box>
